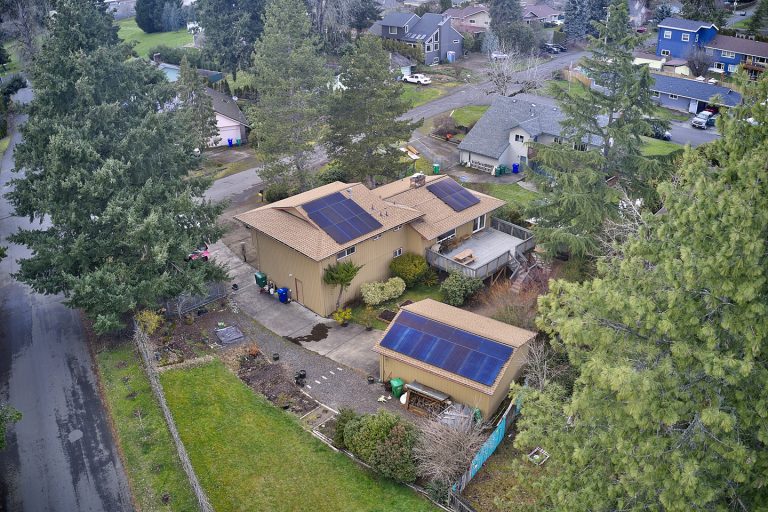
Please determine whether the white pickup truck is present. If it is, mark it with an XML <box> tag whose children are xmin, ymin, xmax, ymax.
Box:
<box><xmin>403</xmin><ymin>73</ymin><xmax>432</xmax><ymax>85</ymax></box>
<box><xmin>691</xmin><ymin>111</ymin><xmax>717</xmax><ymax>129</ymax></box>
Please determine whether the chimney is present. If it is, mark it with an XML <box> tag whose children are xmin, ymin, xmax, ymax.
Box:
<box><xmin>410</xmin><ymin>172</ymin><xmax>426</xmax><ymax>188</ymax></box>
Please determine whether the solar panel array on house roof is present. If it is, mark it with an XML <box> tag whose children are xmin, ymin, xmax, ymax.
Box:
<box><xmin>380</xmin><ymin>310</ymin><xmax>513</xmax><ymax>387</ymax></box>
<box><xmin>427</xmin><ymin>179</ymin><xmax>481</xmax><ymax>212</ymax></box>
<box><xmin>304</xmin><ymin>191</ymin><xmax>383</xmax><ymax>244</ymax></box>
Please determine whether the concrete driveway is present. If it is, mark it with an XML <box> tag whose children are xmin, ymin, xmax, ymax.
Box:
<box><xmin>0</xmin><ymin>89</ymin><xmax>132</xmax><ymax>512</ymax></box>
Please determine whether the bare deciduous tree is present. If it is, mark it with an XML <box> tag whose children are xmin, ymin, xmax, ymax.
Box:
<box><xmin>414</xmin><ymin>415</ymin><xmax>487</xmax><ymax>488</ymax></box>
<box><xmin>599</xmin><ymin>188</ymin><xmax>649</xmax><ymax>259</ymax></box>
<box><xmin>487</xmin><ymin>45</ymin><xmax>550</xmax><ymax>97</ymax></box>
<box><xmin>524</xmin><ymin>335</ymin><xmax>571</xmax><ymax>391</ymax></box>
<box><xmin>1</xmin><ymin>0</ymin><xmax>49</xmax><ymax>66</ymax></box>
<box><xmin>687</xmin><ymin>46</ymin><xmax>714</xmax><ymax>77</ymax></box>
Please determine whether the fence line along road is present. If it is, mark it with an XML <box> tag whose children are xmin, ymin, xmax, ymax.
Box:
<box><xmin>134</xmin><ymin>324</ymin><xmax>215</xmax><ymax>512</ymax></box>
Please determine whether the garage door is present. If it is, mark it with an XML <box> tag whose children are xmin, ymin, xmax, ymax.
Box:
<box><xmin>215</xmin><ymin>125</ymin><xmax>242</xmax><ymax>147</ymax></box>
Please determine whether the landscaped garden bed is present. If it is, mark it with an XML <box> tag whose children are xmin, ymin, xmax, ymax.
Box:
<box><xmin>159</xmin><ymin>361</ymin><xmax>437</xmax><ymax>511</ymax></box>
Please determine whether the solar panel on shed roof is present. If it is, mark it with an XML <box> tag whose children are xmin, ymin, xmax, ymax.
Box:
<box><xmin>304</xmin><ymin>192</ymin><xmax>383</xmax><ymax>244</ymax></box>
<box><xmin>380</xmin><ymin>310</ymin><xmax>513</xmax><ymax>387</ymax></box>
<box><xmin>427</xmin><ymin>179</ymin><xmax>481</xmax><ymax>212</ymax></box>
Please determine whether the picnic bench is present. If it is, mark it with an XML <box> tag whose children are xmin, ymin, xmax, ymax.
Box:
<box><xmin>453</xmin><ymin>249</ymin><xmax>475</xmax><ymax>265</ymax></box>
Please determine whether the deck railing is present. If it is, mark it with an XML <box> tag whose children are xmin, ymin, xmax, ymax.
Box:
<box><xmin>426</xmin><ymin>249</ymin><xmax>513</xmax><ymax>280</ymax></box>
<box><xmin>490</xmin><ymin>218</ymin><xmax>535</xmax><ymax>254</ymax></box>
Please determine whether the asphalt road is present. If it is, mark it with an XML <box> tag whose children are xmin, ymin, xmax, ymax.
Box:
<box><xmin>0</xmin><ymin>89</ymin><xmax>132</xmax><ymax>512</ymax></box>
<box><xmin>726</xmin><ymin>3</ymin><xmax>758</xmax><ymax>26</ymax></box>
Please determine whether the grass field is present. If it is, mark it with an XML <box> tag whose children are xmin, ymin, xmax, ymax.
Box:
<box><xmin>96</xmin><ymin>341</ymin><xmax>198</xmax><ymax>511</ymax></box>
<box><xmin>1</xmin><ymin>41</ymin><xmax>21</xmax><ymax>79</ymax></box>
<box><xmin>641</xmin><ymin>136</ymin><xmax>685</xmax><ymax>157</ymax></box>
<box><xmin>731</xmin><ymin>18</ymin><xmax>752</xmax><ymax>29</ymax></box>
<box><xmin>401</xmin><ymin>81</ymin><xmax>461</xmax><ymax>108</ymax></box>
<box><xmin>160</xmin><ymin>362</ymin><xmax>436</xmax><ymax>511</ymax></box>
<box><xmin>116</xmin><ymin>18</ymin><xmax>193</xmax><ymax>59</ymax></box>
<box><xmin>466</xmin><ymin>183</ymin><xmax>540</xmax><ymax>206</ymax></box>
<box><xmin>451</xmin><ymin>105</ymin><xmax>490</xmax><ymax>126</ymax></box>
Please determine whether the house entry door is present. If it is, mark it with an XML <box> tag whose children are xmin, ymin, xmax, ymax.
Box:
<box><xmin>294</xmin><ymin>278</ymin><xmax>303</xmax><ymax>304</ymax></box>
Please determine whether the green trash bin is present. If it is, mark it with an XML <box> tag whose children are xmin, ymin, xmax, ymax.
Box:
<box><xmin>255</xmin><ymin>271</ymin><xmax>267</xmax><ymax>288</ymax></box>
<box><xmin>432</xmin><ymin>162</ymin><xmax>440</xmax><ymax>175</ymax></box>
<box><xmin>390</xmin><ymin>378</ymin><xmax>405</xmax><ymax>399</ymax></box>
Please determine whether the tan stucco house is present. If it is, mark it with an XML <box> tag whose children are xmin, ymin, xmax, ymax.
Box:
<box><xmin>444</xmin><ymin>5</ymin><xmax>491</xmax><ymax>34</ymax></box>
<box><xmin>374</xmin><ymin>299</ymin><xmax>536</xmax><ymax>420</ymax></box>
<box><xmin>235</xmin><ymin>175</ymin><xmax>534</xmax><ymax>317</ymax></box>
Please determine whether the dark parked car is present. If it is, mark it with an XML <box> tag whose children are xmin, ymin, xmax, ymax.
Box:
<box><xmin>551</xmin><ymin>44</ymin><xmax>567</xmax><ymax>52</ymax></box>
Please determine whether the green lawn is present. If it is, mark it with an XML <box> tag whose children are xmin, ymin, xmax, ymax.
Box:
<box><xmin>116</xmin><ymin>18</ymin><xmax>193</xmax><ymax>59</ymax></box>
<box><xmin>641</xmin><ymin>136</ymin><xmax>684</xmax><ymax>157</ymax></box>
<box><xmin>401</xmin><ymin>84</ymin><xmax>444</xmax><ymax>108</ymax></box>
<box><xmin>160</xmin><ymin>362</ymin><xmax>436</xmax><ymax>512</ymax></box>
<box><xmin>96</xmin><ymin>342</ymin><xmax>198</xmax><ymax>511</ymax></box>
<box><xmin>350</xmin><ymin>282</ymin><xmax>444</xmax><ymax>330</ymax></box>
<box><xmin>1</xmin><ymin>41</ymin><xmax>21</xmax><ymax>79</ymax></box>
<box><xmin>466</xmin><ymin>183</ymin><xmax>539</xmax><ymax>207</ymax></box>
<box><xmin>543</xmin><ymin>79</ymin><xmax>590</xmax><ymax>99</ymax></box>
<box><xmin>731</xmin><ymin>18</ymin><xmax>752</xmax><ymax>29</ymax></box>
<box><xmin>0</xmin><ymin>137</ymin><xmax>10</xmax><ymax>159</ymax></box>
<box><xmin>451</xmin><ymin>105</ymin><xmax>490</xmax><ymax>127</ymax></box>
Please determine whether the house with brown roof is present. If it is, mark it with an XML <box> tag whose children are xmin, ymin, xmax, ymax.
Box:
<box><xmin>235</xmin><ymin>175</ymin><xmax>534</xmax><ymax>317</ymax></box>
<box><xmin>522</xmin><ymin>4</ymin><xmax>563</xmax><ymax>24</ymax></box>
<box><xmin>374</xmin><ymin>299</ymin><xmax>536</xmax><ymax>419</ymax></box>
<box><xmin>443</xmin><ymin>4</ymin><xmax>491</xmax><ymax>34</ymax></box>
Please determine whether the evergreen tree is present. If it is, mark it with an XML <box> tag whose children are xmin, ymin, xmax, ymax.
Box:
<box><xmin>515</xmin><ymin>74</ymin><xmax>768</xmax><ymax>511</ymax></box>
<box><xmin>325</xmin><ymin>36</ymin><xmax>418</xmax><ymax>187</ymax></box>
<box><xmin>176</xmin><ymin>56</ymin><xmax>219</xmax><ymax>150</ymax></box>
<box><xmin>525</xmin><ymin>145</ymin><xmax>619</xmax><ymax>258</ymax></box>
<box><xmin>564</xmin><ymin>0</ymin><xmax>590</xmax><ymax>40</ymax></box>
<box><xmin>489</xmin><ymin>0</ymin><xmax>536</xmax><ymax>49</ymax></box>
<box><xmin>556</xmin><ymin>0</ymin><xmax>662</xmax><ymax>197</ymax></box>
<box><xmin>0</xmin><ymin>404</ymin><xmax>21</xmax><ymax>451</ymax></box>
<box><xmin>7</xmin><ymin>0</ymin><xmax>226</xmax><ymax>333</ymax></box>
<box><xmin>681</xmin><ymin>0</ymin><xmax>726</xmax><ymax>26</ymax></box>
<box><xmin>748</xmin><ymin>0</ymin><xmax>768</xmax><ymax>32</ymax></box>
<box><xmin>136</xmin><ymin>0</ymin><xmax>162</xmax><ymax>33</ymax></box>
<box><xmin>653</xmin><ymin>3</ymin><xmax>674</xmax><ymax>25</ymax></box>
<box><xmin>249</xmin><ymin>0</ymin><xmax>330</xmax><ymax>192</ymax></box>
<box><xmin>196</xmin><ymin>0</ymin><xmax>265</xmax><ymax>80</ymax></box>
<box><xmin>350</xmin><ymin>0</ymin><xmax>382</xmax><ymax>36</ymax></box>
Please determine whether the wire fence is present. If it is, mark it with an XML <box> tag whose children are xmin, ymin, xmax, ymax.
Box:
<box><xmin>134</xmin><ymin>323</ymin><xmax>214</xmax><ymax>512</ymax></box>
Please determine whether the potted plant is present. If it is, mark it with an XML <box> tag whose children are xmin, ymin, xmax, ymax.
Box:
<box><xmin>332</xmin><ymin>307</ymin><xmax>352</xmax><ymax>327</ymax></box>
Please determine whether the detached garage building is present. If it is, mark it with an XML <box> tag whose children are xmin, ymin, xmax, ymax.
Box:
<box><xmin>373</xmin><ymin>299</ymin><xmax>535</xmax><ymax>420</ymax></box>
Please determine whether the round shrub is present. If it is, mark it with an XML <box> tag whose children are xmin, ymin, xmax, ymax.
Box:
<box><xmin>440</xmin><ymin>271</ymin><xmax>483</xmax><ymax>306</ymax></box>
<box><xmin>389</xmin><ymin>253</ymin><xmax>429</xmax><ymax>288</ymax></box>
<box><xmin>370</xmin><ymin>422</ymin><xmax>419</xmax><ymax>483</ymax></box>
<box><xmin>344</xmin><ymin>410</ymin><xmax>400</xmax><ymax>464</ymax></box>
<box><xmin>263</xmin><ymin>182</ymin><xmax>294</xmax><ymax>202</ymax></box>
<box><xmin>360</xmin><ymin>277</ymin><xmax>406</xmax><ymax>306</ymax></box>
<box><xmin>333</xmin><ymin>408</ymin><xmax>359</xmax><ymax>449</ymax></box>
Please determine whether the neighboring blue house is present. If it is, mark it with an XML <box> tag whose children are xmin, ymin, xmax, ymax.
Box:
<box><xmin>655</xmin><ymin>17</ymin><xmax>768</xmax><ymax>78</ymax></box>
<box><xmin>650</xmin><ymin>73</ymin><xmax>741</xmax><ymax>113</ymax></box>
<box><xmin>370</xmin><ymin>12</ymin><xmax>464</xmax><ymax>65</ymax></box>
<box><xmin>656</xmin><ymin>17</ymin><xmax>718</xmax><ymax>60</ymax></box>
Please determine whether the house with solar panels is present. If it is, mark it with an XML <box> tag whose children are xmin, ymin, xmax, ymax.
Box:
<box><xmin>369</xmin><ymin>12</ymin><xmax>463</xmax><ymax>65</ymax></box>
<box><xmin>235</xmin><ymin>175</ymin><xmax>534</xmax><ymax>317</ymax></box>
<box><xmin>374</xmin><ymin>299</ymin><xmax>535</xmax><ymax>420</ymax></box>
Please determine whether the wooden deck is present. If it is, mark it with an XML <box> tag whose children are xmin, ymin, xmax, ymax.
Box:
<box><xmin>425</xmin><ymin>219</ymin><xmax>534</xmax><ymax>280</ymax></box>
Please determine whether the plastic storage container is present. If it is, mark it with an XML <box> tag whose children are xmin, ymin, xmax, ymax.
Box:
<box><xmin>390</xmin><ymin>378</ymin><xmax>404</xmax><ymax>399</ymax></box>
<box><xmin>512</xmin><ymin>163</ymin><xmax>520</xmax><ymax>174</ymax></box>
<box><xmin>433</xmin><ymin>162</ymin><xmax>440</xmax><ymax>175</ymax></box>
<box><xmin>254</xmin><ymin>272</ymin><xmax>267</xmax><ymax>288</ymax></box>
<box><xmin>277</xmin><ymin>287</ymin><xmax>289</xmax><ymax>303</ymax></box>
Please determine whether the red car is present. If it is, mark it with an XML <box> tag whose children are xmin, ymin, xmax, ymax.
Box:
<box><xmin>185</xmin><ymin>243</ymin><xmax>210</xmax><ymax>262</ymax></box>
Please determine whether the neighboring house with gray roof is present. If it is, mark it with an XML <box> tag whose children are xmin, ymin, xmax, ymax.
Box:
<box><xmin>522</xmin><ymin>4</ymin><xmax>562</xmax><ymax>24</ymax></box>
<box><xmin>204</xmin><ymin>88</ymin><xmax>250</xmax><ymax>147</ymax></box>
<box><xmin>370</xmin><ymin>12</ymin><xmax>463</xmax><ymax>64</ymax></box>
<box><xmin>444</xmin><ymin>4</ymin><xmax>490</xmax><ymax>34</ymax></box>
<box><xmin>458</xmin><ymin>94</ymin><xmax>602</xmax><ymax>173</ymax></box>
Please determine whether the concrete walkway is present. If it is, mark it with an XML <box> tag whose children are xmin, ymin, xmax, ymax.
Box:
<box><xmin>209</xmin><ymin>241</ymin><xmax>383</xmax><ymax>378</ymax></box>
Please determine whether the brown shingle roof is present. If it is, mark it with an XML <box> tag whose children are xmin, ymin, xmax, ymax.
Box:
<box><xmin>235</xmin><ymin>182</ymin><xmax>423</xmax><ymax>261</ymax></box>
<box><xmin>376</xmin><ymin>175</ymin><xmax>505</xmax><ymax>241</ymax></box>
<box><xmin>706</xmin><ymin>35</ymin><xmax>768</xmax><ymax>59</ymax></box>
<box><xmin>373</xmin><ymin>299</ymin><xmax>536</xmax><ymax>395</ymax></box>
<box><xmin>523</xmin><ymin>4</ymin><xmax>561</xmax><ymax>19</ymax></box>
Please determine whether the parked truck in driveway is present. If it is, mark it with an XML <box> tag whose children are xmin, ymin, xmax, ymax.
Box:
<box><xmin>691</xmin><ymin>110</ymin><xmax>717</xmax><ymax>129</ymax></box>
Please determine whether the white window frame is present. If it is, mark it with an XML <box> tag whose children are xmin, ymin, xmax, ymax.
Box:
<box><xmin>472</xmin><ymin>215</ymin><xmax>486</xmax><ymax>233</ymax></box>
<box><xmin>426</xmin><ymin>44</ymin><xmax>432</xmax><ymax>52</ymax></box>
<box><xmin>695</xmin><ymin>34</ymin><xmax>699</xmax><ymax>42</ymax></box>
<box><xmin>660</xmin><ymin>49</ymin><xmax>671</xmax><ymax>57</ymax></box>
<box><xmin>389</xmin><ymin>26</ymin><xmax>397</xmax><ymax>35</ymax></box>
<box><xmin>336</xmin><ymin>246</ymin><xmax>356</xmax><ymax>260</ymax></box>
<box><xmin>681</xmin><ymin>33</ymin><xmax>690</xmax><ymax>42</ymax></box>
<box><xmin>434</xmin><ymin>31</ymin><xmax>439</xmax><ymax>42</ymax></box>
<box><xmin>404</xmin><ymin>24</ymin><xmax>408</xmax><ymax>32</ymax></box>
<box><xmin>714</xmin><ymin>62</ymin><xmax>725</xmax><ymax>70</ymax></box>
<box><xmin>721</xmin><ymin>50</ymin><xmax>736</xmax><ymax>59</ymax></box>
<box><xmin>372</xmin><ymin>234</ymin><xmax>382</xmax><ymax>241</ymax></box>
<box><xmin>514</xmin><ymin>134</ymin><xmax>525</xmax><ymax>142</ymax></box>
<box><xmin>393</xmin><ymin>247</ymin><xmax>403</xmax><ymax>258</ymax></box>
<box><xmin>651</xmin><ymin>90</ymin><xmax>660</xmax><ymax>98</ymax></box>
<box><xmin>434</xmin><ymin>42</ymin><xmax>440</xmax><ymax>51</ymax></box>
<box><xmin>669</xmin><ymin>94</ymin><xmax>678</xmax><ymax>100</ymax></box>
<box><xmin>572</xmin><ymin>142</ymin><xmax>587</xmax><ymax>151</ymax></box>
<box><xmin>663</xmin><ymin>30</ymin><xmax>672</xmax><ymax>39</ymax></box>
<box><xmin>553</xmin><ymin>136</ymin><xmax>563</xmax><ymax>144</ymax></box>
<box><xmin>437</xmin><ymin>229</ymin><xmax>456</xmax><ymax>242</ymax></box>
<box><xmin>728</xmin><ymin>64</ymin><xmax>737</xmax><ymax>72</ymax></box>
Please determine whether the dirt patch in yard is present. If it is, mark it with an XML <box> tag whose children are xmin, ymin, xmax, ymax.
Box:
<box><xmin>285</xmin><ymin>323</ymin><xmax>332</xmax><ymax>344</ymax></box>
<box><xmin>220</xmin><ymin>344</ymin><xmax>317</xmax><ymax>416</ymax></box>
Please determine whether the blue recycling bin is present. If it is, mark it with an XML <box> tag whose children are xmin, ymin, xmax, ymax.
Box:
<box><xmin>512</xmin><ymin>163</ymin><xmax>520</xmax><ymax>174</ymax></box>
<box><xmin>227</xmin><ymin>138</ymin><xmax>233</xmax><ymax>147</ymax></box>
<box><xmin>277</xmin><ymin>287</ymin><xmax>289</xmax><ymax>304</ymax></box>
